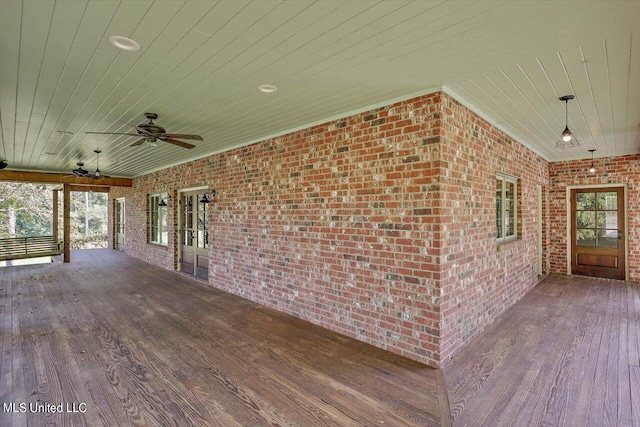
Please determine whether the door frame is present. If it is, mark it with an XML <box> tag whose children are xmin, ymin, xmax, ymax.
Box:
<box><xmin>565</xmin><ymin>183</ymin><xmax>628</xmax><ymax>280</ymax></box>
<box><xmin>177</xmin><ymin>186</ymin><xmax>208</xmax><ymax>276</ymax></box>
<box><xmin>536</xmin><ymin>184</ymin><xmax>543</xmax><ymax>276</ymax></box>
<box><xmin>114</xmin><ymin>197</ymin><xmax>125</xmax><ymax>251</ymax></box>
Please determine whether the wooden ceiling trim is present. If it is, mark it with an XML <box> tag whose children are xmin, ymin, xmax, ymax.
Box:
<box><xmin>0</xmin><ymin>170</ymin><xmax>132</xmax><ymax>187</ymax></box>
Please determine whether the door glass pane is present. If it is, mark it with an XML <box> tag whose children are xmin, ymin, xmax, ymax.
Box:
<box><xmin>597</xmin><ymin>229</ymin><xmax>618</xmax><ymax>248</ymax></box>
<box><xmin>576</xmin><ymin>192</ymin><xmax>595</xmax><ymax>210</ymax></box>
<box><xmin>197</xmin><ymin>193</ymin><xmax>208</xmax><ymax>249</ymax></box>
<box><xmin>576</xmin><ymin>229</ymin><xmax>596</xmax><ymax>246</ymax></box>
<box><xmin>597</xmin><ymin>211</ymin><xmax>617</xmax><ymax>230</ymax></box>
<box><xmin>186</xmin><ymin>195</ymin><xmax>194</xmax><ymax>229</ymax></box>
<box><xmin>505</xmin><ymin>181</ymin><xmax>515</xmax><ymax>237</ymax></box>
<box><xmin>597</xmin><ymin>192</ymin><xmax>617</xmax><ymax>210</ymax></box>
<box><xmin>576</xmin><ymin>211</ymin><xmax>595</xmax><ymax>228</ymax></box>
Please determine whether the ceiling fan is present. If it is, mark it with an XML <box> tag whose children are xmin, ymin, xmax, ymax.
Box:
<box><xmin>71</xmin><ymin>150</ymin><xmax>108</xmax><ymax>179</ymax></box>
<box><xmin>85</xmin><ymin>113</ymin><xmax>202</xmax><ymax>149</ymax></box>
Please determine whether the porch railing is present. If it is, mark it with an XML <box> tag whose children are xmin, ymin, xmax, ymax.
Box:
<box><xmin>0</xmin><ymin>236</ymin><xmax>62</xmax><ymax>261</ymax></box>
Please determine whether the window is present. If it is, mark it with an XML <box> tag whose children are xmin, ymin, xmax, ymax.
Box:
<box><xmin>496</xmin><ymin>174</ymin><xmax>517</xmax><ymax>243</ymax></box>
<box><xmin>149</xmin><ymin>193</ymin><xmax>168</xmax><ymax>246</ymax></box>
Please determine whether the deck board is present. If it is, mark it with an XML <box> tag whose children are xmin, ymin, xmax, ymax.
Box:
<box><xmin>0</xmin><ymin>249</ymin><xmax>448</xmax><ymax>426</ymax></box>
<box><xmin>444</xmin><ymin>275</ymin><xmax>640</xmax><ymax>427</ymax></box>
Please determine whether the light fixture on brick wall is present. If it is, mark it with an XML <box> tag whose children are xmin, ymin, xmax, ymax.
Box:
<box><xmin>588</xmin><ymin>149</ymin><xmax>596</xmax><ymax>173</ymax></box>
<box><xmin>158</xmin><ymin>195</ymin><xmax>171</xmax><ymax>207</ymax></box>
<box><xmin>556</xmin><ymin>95</ymin><xmax>580</xmax><ymax>148</ymax></box>
<box><xmin>200</xmin><ymin>189</ymin><xmax>216</xmax><ymax>204</ymax></box>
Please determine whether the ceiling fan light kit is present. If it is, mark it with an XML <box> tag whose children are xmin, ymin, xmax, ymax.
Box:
<box><xmin>556</xmin><ymin>95</ymin><xmax>580</xmax><ymax>148</ymax></box>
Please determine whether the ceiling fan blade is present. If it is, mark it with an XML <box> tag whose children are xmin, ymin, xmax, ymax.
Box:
<box><xmin>85</xmin><ymin>131</ymin><xmax>140</xmax><ymax>136</ymax></box>
<box><xmin>128</xmin><ymin>123</ymin><xmax>151</xmax><ymax>135</ymax></box>
<box><xmin>130</xmin><ymin>138</ymin><xmax>146</xmax><ymax>146</ymax></box>
<box><xmin>162</xmin><ymin>133</ymin><xmax>203</xmax><ymax>141</ymax></box>
<box><xmin>161</xmin><ymin>137</ymin><xmax>195</xmax><ymax>149</ymax></box>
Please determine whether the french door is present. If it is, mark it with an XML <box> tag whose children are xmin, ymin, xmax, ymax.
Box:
<box><xmin>179</xmin><ymin>191</ymin><xmax>209</xmax><ymax>280</ymax></box>
<box><xmin>114</xmin><ymin>198</ymin><xmax>125</xmax><ymax>250</ymax></box>
<box><xmin>570</xmin><ymin>187</ymin><xmax>625</xmax><ymax>279</ymax></box>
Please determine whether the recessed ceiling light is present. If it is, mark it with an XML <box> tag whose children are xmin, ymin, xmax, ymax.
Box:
<box><xmin>108</xmin><ymin>35</ymin><xmax>140</xmax><ymax>52</ymax></box>
<box><xmin>258</xmin><ymin>84</ymin><xmax>278</xmax><ymax>94</ymax></box>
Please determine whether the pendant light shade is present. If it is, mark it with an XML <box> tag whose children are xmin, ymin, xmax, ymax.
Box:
<box><xmin>556</xmin><ymin>95</ymin><xmax>580</xmax><ymax>148</ymax></box>
<box><xmin>588</xmin><ymin>149</ymin><xmax>596</xmax><ymax>173</ymax></box>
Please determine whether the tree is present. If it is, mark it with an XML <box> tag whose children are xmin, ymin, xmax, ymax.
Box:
<box><xmin>0</xmin><ymin>183</ymin><xmax>108</xmax><ymax>249</ymax></box>
<box><xmin>0</xmin><ymin>182</ymin><xmax>53</xmax><ymax>237</ymax></box>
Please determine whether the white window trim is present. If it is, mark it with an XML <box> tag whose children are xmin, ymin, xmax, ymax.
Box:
<box><xmin>149</xmin><ymin>193</ymin><xmax>168</xmax><ymax>246</ymax></box>
<box><xmin>497</xmin><ymin>173</ymin><xmax>518</xmax><ymax>244</ymax></box>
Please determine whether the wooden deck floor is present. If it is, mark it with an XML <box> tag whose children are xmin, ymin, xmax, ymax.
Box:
<box><xmin>444</xmin><ymin>274</ymin><xmax>640</xmax><ymax>427</ymax></box>
<box><xmin>0</xmin><ymin>249</ymin><xmax>449</xmax><ymax>426</ymax></box>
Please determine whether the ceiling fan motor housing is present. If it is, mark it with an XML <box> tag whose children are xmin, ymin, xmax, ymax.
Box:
<box><xmin>137</xmin><ymin>113</ymin><xmax>165</xmax><ymax>135</ymax></box>
<box><xmin>137</xmin><ymin>123</ymin><xmax>166</xmax><ymax>135</ymax></box>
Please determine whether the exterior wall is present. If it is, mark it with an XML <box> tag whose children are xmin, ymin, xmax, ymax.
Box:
<box><xmin>549</xmin><ymin>154</ymin><xmax>640</xmax><ymax>281</ymax></box>
<box><xmin>210</xmin><ymin>95</ymin><xmax>445</xmax><ymax>365</ymax></box>
<box><xmin>108</xmin><ymin>91</ymin><xmax>551</xmax><ymax>367</ymax></box>
<box><xmin>111</xmin><ymin>93</ymin><xmax>445</xmax><ymax>366</ymax></box>
<box><xmin>437</xmin><ymin>94</ymin><xmax>549</xmax><ymax>363</ymax></box>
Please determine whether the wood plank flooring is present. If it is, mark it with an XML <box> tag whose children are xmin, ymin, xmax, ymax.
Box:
<box><xmin>444</xmin><ymin>274</ymin><xmax>640</xmax><ymax>427</ymax></box>
<box><xmin>0</xmin><ymin>249</ymin><xmax>449</xmax><ymax>426</ymax></box>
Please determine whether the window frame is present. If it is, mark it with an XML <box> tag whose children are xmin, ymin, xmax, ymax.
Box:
<box><xmin>496</xmin><ymin>173</ymin><xmax>518</xmax><ymax>244</ymax></box>
<box><xmin>148</xmin><ymin>193</ymin><xmax>169</xmax><ymax>246</ymax></box>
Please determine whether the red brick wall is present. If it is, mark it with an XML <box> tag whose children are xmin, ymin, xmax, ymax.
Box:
<box><xmin>108</xmin><ymin>91</ymin><xmax>551</xmax><ymax>367</ymax></box>
<box><xmin>549</xmin><ymin>154</ymin><xmax>640</xmax><ymax>280</ymax></box>
<box><xmin>436</xmin><ymin>95</ymin><xmax>549</xmax><ymax>363</ymax></box>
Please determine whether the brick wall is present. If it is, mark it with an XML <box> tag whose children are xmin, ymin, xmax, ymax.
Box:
<box><xmin>549</xmin><ymin>154</ymin><xmax>640</xmax><ymax>280</ymax></box>
<box><xmin>108</xmin><ymin>91</ymin><xmax>550</xmax><ymax>367</ymax></box>
<box><xmin>437</xmin><ymin>95</ymin><xmax>549</xmax><ymax>362</ymax></box>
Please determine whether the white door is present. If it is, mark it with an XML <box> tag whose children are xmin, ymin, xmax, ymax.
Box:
<box><xmin>114</xmin><ymin>198</ymin><xmax>125</xmax><ymax>250</ymax></box>
<box><xmin>180</xmin><ymin>191</ymin><xmax>209</xmax><ymax>280</ymax></box>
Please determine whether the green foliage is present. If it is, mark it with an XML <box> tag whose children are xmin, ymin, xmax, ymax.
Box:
<box><xmin>0</xmin><ymin>183</ymin><xmax>108</xmax><ymax>249</ymax></box>
<box><xmin>0</xmin><ymin>182</ymin><xmax>52</xmax><ymax>237</ymax></box>
<box><xmin>71</xmin><ymin>233</ymin><xmax>108</xmax><ymax>249</ymax></box>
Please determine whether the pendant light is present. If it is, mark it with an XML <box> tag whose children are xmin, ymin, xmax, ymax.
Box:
<box><xmin>93</xmin><ymin>150</ymin><xmax>102</xmax><ymax>178</ymax></box>
<box><xmin>588</xmin><ymin>149</ymin><xmax>596</xmax><ymax>173</ymax></box>
<box><xmin>556</xmin><ymin>95</ymin><xmax>580</xmax><ymax>148</ymax></box>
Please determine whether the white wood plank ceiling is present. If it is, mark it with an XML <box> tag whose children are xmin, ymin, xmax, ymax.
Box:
<box><xmin>1</xmin><ymin>0</ymin><xmax>639</xmax><ymax>178</ymax></box>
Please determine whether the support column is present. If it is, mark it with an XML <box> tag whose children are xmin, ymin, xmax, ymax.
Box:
<box><xmin>63</xmin><ymin>183</ymin><xmax>71</xmax><ymax>263</ymax></box>
<box><xmin>52</xmin><ymin>189</ymin><xmax>59</xmax><ymax>243</ymax></box>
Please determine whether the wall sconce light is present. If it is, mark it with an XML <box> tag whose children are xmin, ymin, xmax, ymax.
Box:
<box><xmin>158</xmin><ymin>194</ymin><xmax>171</xmax><ymax>207</ymax></box>
<box><xmin>200</xmin><ymin>189</ymin><xmax>216</xmax><ymax>204</ymax></box>
<box><xmin>588</xmin><ymin>149</ymin><xmax>596</xmax><ymax>174</ymax></box>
